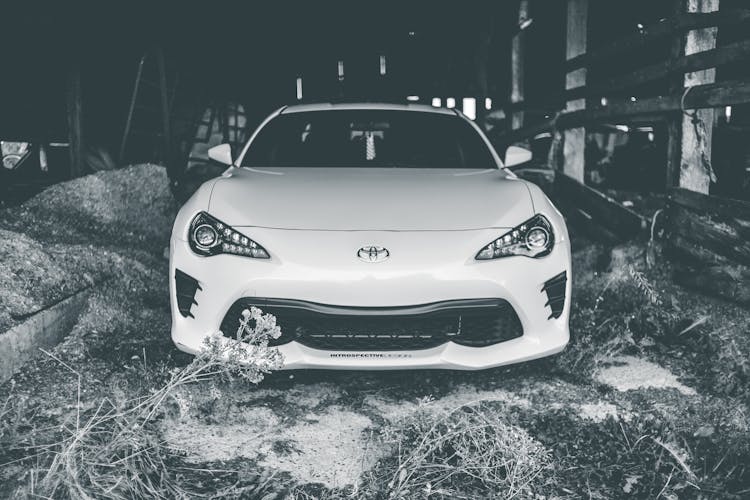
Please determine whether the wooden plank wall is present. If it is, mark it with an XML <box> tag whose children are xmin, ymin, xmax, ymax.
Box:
<box><xmin>493</xmin><ymin>1</ymin><xmax>750</xmax><ymax>247</ymax></box>
<box><xmin>667</xmin><ymin>188</ymin><xmax>750</xmax><ymax>305</ymax></box>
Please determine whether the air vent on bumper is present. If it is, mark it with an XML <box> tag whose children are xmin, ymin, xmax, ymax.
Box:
<box><xmin>175</xmin><ymin>269</ymin><xmax>201</xmax><ymax>318</ymax></box>
<box><xmin>542</xmin><ymin>271</ymin><xmax>567</xmax><ymax>319</ymax></box>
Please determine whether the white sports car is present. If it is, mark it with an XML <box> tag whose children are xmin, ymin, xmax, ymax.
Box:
<box><xmin>170</xmin><ymin>102</ymin><xmax>570</xmax><ymax>370</ymax></box>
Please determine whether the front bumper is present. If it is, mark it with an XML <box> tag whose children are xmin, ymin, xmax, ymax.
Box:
<box><xmin>169</xmin><ymin>228</ymin><xmax>571</xmax><ymax>371</ymax></box>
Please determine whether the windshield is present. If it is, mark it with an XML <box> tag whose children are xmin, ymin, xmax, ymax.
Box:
<box><xmin>241</xmin><ymin>110</ymin><xmax>498</xmax><ymax>169</ymax></box>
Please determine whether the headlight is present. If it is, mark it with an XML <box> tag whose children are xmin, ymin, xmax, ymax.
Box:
<box><xmin>475</xmin><ymin>214</ymin><xmax>554</xmax><ymax>260</ymax></box>
<box><xmin>189</xmin><ymin>212</ymin><xmax>270</xmax><ymax>259</ymax></box>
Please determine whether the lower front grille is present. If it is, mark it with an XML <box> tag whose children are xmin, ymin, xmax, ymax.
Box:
<box><xmin>219</xmin><ymin>298</ymin><xmax>523</xmax><ymax>351</ymax></box>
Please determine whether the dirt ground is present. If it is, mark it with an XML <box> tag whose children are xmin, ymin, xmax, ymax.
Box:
<box><xmin>1</xmin><ymin>165</ymin><xmax>750</xmax><ymax>498</ymax></box>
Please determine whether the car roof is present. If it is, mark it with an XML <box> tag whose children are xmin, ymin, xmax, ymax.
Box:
<box><xmin>280</xmin><ymin>101</ymin><xmax>458</xmax><ymax>116</ymax></box>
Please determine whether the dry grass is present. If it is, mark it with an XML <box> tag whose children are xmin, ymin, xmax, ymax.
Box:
<box><xmin>0</xmin><ymin>391</ymin><xmax>13</xmax><ymax>440</ymax></box>
<box><xmin>366</xmin><ymin>400</ymin><xmax>552</xmax><ymax>499</ymax></box>
<box><xmin>15</xmin><ymin>307</ymin><xmax>283</xmax><ymax>500</ymax></box>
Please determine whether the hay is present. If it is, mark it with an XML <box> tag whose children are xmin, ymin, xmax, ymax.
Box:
<box><xmin>0</xmin><ymin>165</ymin><xmax>175</xmax><ymax>333</ymax></box>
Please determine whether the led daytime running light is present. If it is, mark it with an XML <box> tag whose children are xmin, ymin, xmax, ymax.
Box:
<box><xmin>189</xmin><ymin>212</ymin><xmax>270</xmax><ymax>259</ymax></box>
<box><xmin>476</xmin><ymin>214</ymin><xmax>554</xmax><ymax>260</ymax></box>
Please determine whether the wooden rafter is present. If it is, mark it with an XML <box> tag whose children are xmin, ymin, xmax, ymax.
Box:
<box><xmin>565</xmin><ymin>9</ymin><xmax>750</xmax><ymax>71</ymax></box>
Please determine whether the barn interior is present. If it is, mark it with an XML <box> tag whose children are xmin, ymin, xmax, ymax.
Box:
<box><xmin>1</xmin><ymin>1</ymin><xmax>750</xmax><ymax>497</ymax></box>
<box><xmin>3</xmin><ymin>0</ymin><xmax>747</xmax><ymax>202</ymax></box>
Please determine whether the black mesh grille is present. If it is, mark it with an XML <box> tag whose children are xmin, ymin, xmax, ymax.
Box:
<box><xmin>175</xmin><ymin>269</ymin><xmax>201</xmax><ymax>318</ymax></box>
<box><xmin>542</xmin><ymin>271</ymin><xmax>567</xmax><ymax>319</ymax></box>
<box><xmin>219</xmin><ymin>298</ymin><xmax>523</xmax><ymax>351</ymax></box>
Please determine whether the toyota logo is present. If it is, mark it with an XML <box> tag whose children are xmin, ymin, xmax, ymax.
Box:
<box><xmin>357</xmin><ymin>245</ymin><xmax>390</xmax><ymax>263</ymax></box>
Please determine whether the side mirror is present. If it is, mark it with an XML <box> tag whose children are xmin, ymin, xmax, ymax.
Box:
<box><xmin>208</xmin><ymin>143</ymin><xmax>233</xmax><ymax>166</ymax></box>
<box><xmin>504</xmin><ymin>145</ymin><xmax>532</xmax><ymax>168</ymax></box>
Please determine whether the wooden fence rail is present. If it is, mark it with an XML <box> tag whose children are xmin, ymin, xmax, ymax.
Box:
<box><xmin>666</xmin><ymin>189</ymin><xmax>750</xmax><ymax>305</ymax></box>
<box><xmin>566</xmin><ymin>39</ymin><xmax>750</xmax><ymax>101</ymax></box>
<box><xmin>496</xmin><ymin>7</ymin><xmax>750</xmax><ymax>146</ymax></box>
<box><xmin>565</xmin><ymin>9</ymin><xmax>750</xmax><ymax>71</ymax></box>
<box><xmin>496</xmin><ymin>80</ymin><xmax>750</xmax><ymax>147</ymax></box>
<box><xmin>493</xmin><ymin>2</ymin><xmax>750</xmax><ymax>256</ymax></box>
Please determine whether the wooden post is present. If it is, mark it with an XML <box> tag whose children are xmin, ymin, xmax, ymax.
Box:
<box><xmin>667</xmin><ymin>0</ymin><xmax>690</xmax><ymax>188</ymax></box>
<box><xmin>474</xmin><ymin>13</ymin><xmax>495</xmax><ymax>130</ymax></box>
<box><xmin>66</xmin><ymin>66</ymin><xmax>84</xmax><ymax>178</ymax></box>
<box><xmin>510</xmin><ymin>0</ymin><xmax>529</xmax><ymax>130</ymax></box>
<box><xmin>679</xmin><ymin>0</ymin><xmax>720</xmax><ymax>193</ymax></box>
<box><xmin>155</xmin><ymin>46</ymin><xmax>171</xmax><ymax>164</ymax></box>
<box><xmin>562</xmin><ymin>0</ymin><xmax>588</xmax><ymax>182</ymax></box>
<box><xmin>472</xmin><ymin>11</ymin><xmax>496</xmax><ymax>130</ymax></box>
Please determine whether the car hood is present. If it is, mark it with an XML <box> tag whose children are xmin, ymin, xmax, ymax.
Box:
<box><xmin>208</xmin><ymin>167</ymin><xmax>533</xmax><ymax>231</ymax></box>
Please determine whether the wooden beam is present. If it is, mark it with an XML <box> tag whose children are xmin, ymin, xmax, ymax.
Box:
<box><xmin>555</xmin><ymin>173</ymin><xmax>647</xmax><ymax>239</ymax></box>
<box><xmin>510</xmin><ymin>0</ymin><xmax>529</xmax><ymax>130</ymax></box>
<box><xmin>503</xmin><ymin>70</ymin><xmax>750</xmax><ymax>116</ymax></box>
<box><xmin>668</xmin><ymin>233</ymin><xmax>733</xmax><ymax>266</ymax></box>
<box><xmin>669</xmin><ymin>204</ymin><xmax>750</xmax><ymax>265</ymax></box>
<box><xmin>563</xmin><ymin>0</ymin><xmax>588</xmax><ymax>182</ymax></box>
<box><xmin>566</xmin><ymin>38</ymin><xmax>750</xmax><ymax>101</ymax></box>
<box><xmin>586</xmin><ymin>80</ymin><xmax>750</xmax><ymax>119</ymax></box>
<box><xmin>666</xmin><ymin>118</ymin><xmax>683</xmax><ymax>188</ymax></box>
<box><xmin>155</xmin><ymin>46</ymin><xmax>171</xmax><ymax>164</ymax></box>
<box><xmin>557</xmin><ymin>203</ymin><xmax>622</xmax><ymax>243</ymax></box>
<box><xmin>0</xmin><ymin>291</ymin><xmax>90</xmax><ymax>383</ymax></box>
<box><xmin>669</xmin><ymin>187</ymin><xmax>750</xmax><ymax>222</ymax></box>
<box><xmin>66</xmin><ymin>66</ymin><xmax>84</xmax><ymax>178</ymax></box>
<box><xmin>565</xmin><ymin>9</ymin><xmax>750</xmax><ymax>71</ymax></box>
<box><xmin>493</xmin><ymin>80</ymin><xmax>750</xmax><ymax>146</ymax></box>
<box><xmin>473</xmin><ymin>13</ymin><xmax>494</xmax><ymax>129</ymax></box>
<box><xmin>666</xmin><ymin>0</ymin><xmax>688</xmax><ymax>189</ymax></box>
<box><xmin>679</xmin><ymin>0</ymin><xmax>720</xmax><ymax>194</ymax></box>
<box><xmin>666</xmin><ymin>180</ymin><xmax>750</xmax><ymax>305</ymax></box>
<box><xmin>673</xmin><ymin>261</ymin><xmax>750</xmax><ymax>305</ymax></box>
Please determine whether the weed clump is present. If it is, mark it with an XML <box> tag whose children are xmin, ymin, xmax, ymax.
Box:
<box><xmin>365</xmin><ymin>400</ymin><xmax>551</xmax><ymax>499</ymax></box>
<box><xmin>17</xmin><ymin>307</ymin><xmax>282</xmax><ymax>500</ymax></box>
<box><xmin>556</xmin><ymin>258</ymin><xmax>684</xmax><ymax>379</ymax></box>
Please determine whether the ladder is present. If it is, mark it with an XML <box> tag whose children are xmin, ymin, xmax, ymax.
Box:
<box><xmin>118</xmin><ymin>47</ymin><xmax>172</xmax><ymax>165</ymax></box>
<box><xmin>119</xmin><ymin>47</ymin><xmax>252</xmax><ymax>200</ymax></box>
